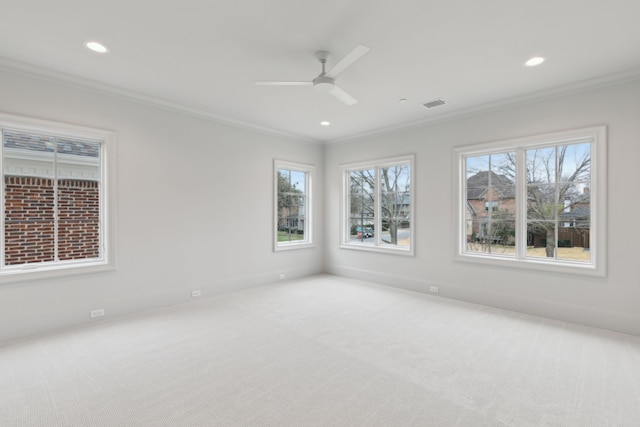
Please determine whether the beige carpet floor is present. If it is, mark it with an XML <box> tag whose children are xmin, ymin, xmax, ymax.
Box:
<box><xmin>2</xmin><ymin>274</ymin><xmax>640</xmax><ymax>426</ymax></box>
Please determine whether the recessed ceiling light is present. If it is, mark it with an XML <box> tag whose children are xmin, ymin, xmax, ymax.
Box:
<box><xmin>320</xmin><ymin>121</ymin><xmax>331</xmax><ymax>126</ymax></box>
<box><xmin>525</xmin><ymin>56</ymin><xmax>545</xmax><ymax>67</ymax></box>
<box><xmin>84</xmin><ymin>41</ymin><xmax>109</xmax><ymax>54</ymax></box>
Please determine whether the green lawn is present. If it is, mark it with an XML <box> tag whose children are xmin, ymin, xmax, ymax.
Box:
<box><xmin>278</xmin><ymin>231</ymin><xmax>304</xmax><ymax>242</ymax></box>
<box><xmin>466</xmin><ymin>244</ymin><xmax>590</xmax><ymax>261</ymax></box>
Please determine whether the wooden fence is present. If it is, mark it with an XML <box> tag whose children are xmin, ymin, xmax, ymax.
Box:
<box><xmin>531</xmin><ymin>228</ymin><xmax>590</xmax><ymax>249</ymax></box>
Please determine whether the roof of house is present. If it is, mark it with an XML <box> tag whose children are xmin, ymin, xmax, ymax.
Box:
<box><xmin>2</xmin><ymin>129</ymin><xmax>99</xmax><ymax>158</ymax></box>
<box><xmin>467</xmin><ymin>171</ymin><xmax>515</xmax><ymax>199</ymax></box>
<box><xmin>560</xmin><ymin>206</ymin><xmax>590</xmax><ymax>221</ymax></box>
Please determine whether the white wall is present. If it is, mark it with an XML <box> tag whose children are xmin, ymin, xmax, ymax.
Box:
<box><xmin>325</xmin><ymin>78</ymin><xmax>640</xmax><ymax>336</ymax></box>
<box><xmin>2</xmin><ymin>67</ymin><xmax>639</xmax><ymax>342</ymax></box>
<box><xmin>0</xmin><ymin>68</ymin><xmax>324</xmax><ymax>342</ymax></box>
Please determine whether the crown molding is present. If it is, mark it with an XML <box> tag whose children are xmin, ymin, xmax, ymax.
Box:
<box><xmin>328</xmin><ymin>67</ymin><xmax>640</xmax><ymax>145</ymax></box>
<box><xmin>2</xmin><ymin>57</ymin><xmax>639</xmax><ymax>147</ymax></box>
<box><xmin>0</xmin><ymin>57</ymin><xmax>321</xmax><ymax>146</ymax></box>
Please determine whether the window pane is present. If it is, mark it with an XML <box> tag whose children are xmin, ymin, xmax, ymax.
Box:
<box><xmin>380</xmin><ymin>163</ymin><xmax>410</xmax><ymax>248</ymax></box>
<box><xmin>488</xmin><ymin>185</ymin><xmax>516</xmax><ymax>218</ymax></box>
<box><xmin>526</xmin><ymin>221</ymin><xmax>556</xmax><ymax>258</ymax></box>
<box><xmin>558</xmin><ymin>143</ymin><xmax>590</xmax><ymax>184</ymax></box>
<box><xmin>467</xmin><ymin>219</ymin><xmax>489</xmax><ymax>253</ymax></box>
<box><xmin>379</xmin><ymin>215</ymin><xmax>411</xmax><ymax>247</ymax></box>
<box><xmin>558</xmin><ymin>222</ymin><xmax>590</xmax><ymax>262</ymax></box>
<box><xmin>3</xmin><ymin>130</ymin><xmax>56</xmax><ymax>265</ymax></box>
<box><xmin>348</xmin><ymin>218</ymin><xmax>374</xmax><ymax>244</ymax></box>
<box><xmin>56</xmin><ymin>137</ymin><xmax>101</xmax><ymax>261</ymax></box>
<box><xmin>276</xmin><ymin>167</ymin><xmax>308</xmax><ymax>244</ymax></box>
<box><xmin>350</xmin><ymin>194</ymin><xmax>374</xmax><ymax>217</ymax></box>
<box><xmin>380</xmin><ymin>165</ymin><xmax>410</xmax><ymax>192</ymax></box>
<box><xmin>490</xmin><ymin>152</ymin><xmax>516</xmax><ymax>178</ymax></box>
<box><xmin>466</xmin><ymin>220</ymin><xmax>515</xmax><ymax>255</ymax></box>
<box><xmin>466</xmin><ymin>152</ymin><xmax>516</xmax><ymax>255</ymax></box>
<box><xmin>491</xmin><ymin>219</ymin><xmax>516</xmax><ymax>249</ymax></box>
<box><xmin>526</xmin><ymin>146</ymin><xmax>556</xmax><ymax>184</ymax></box>
<box><xmin>526</xmin><ymin>184</ymin><xmax>558</xmax><ymax>220</ymax></box>
<box><xmin>350</xmin><ymin>169</ymin><xmax>374</xmax><ymax>194</ymax></box>
<box><xmin>466</xmin><ymin>155</ymin><xmax>490</xmax><ymax>178</ymax></box>
<box><xmin>348</xmin><ymin>168</ymin><xmax>375</xmax><ymax>245</ymax></box>
<box><xmin>289</xmin><ymin>170</ymin><xmax>305</xmax><ymax>192</ymax></box>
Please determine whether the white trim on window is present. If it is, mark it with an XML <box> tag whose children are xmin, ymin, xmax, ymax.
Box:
<box><xmin>274</xmin><ymin>159</ymin><xmax>314</xmax><ymax>251</ymax></box>
<box><xmin>0</xmin><ymin>112</ymin><xmax>117</xmax><ymax>283</ymax></box>
<box><xmin>453</xmin><ymin>126</ymin><xmax>606</xmax><ymax>277</ymax></box>
<box><xmin>340</xmin><ymin>154</ymin><xmax>414</xmax><ymax>256</ymax></box>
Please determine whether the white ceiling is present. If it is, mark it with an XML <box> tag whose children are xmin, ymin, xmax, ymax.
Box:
<box><xmin>1</xmin><ymin>0</ymin><xmax>640</xmax><ymax>143</ymax></box>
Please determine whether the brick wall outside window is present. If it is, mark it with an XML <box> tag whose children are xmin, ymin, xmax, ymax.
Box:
<box><xmin>4</xmin><ymin>176</ymin><xmax>99</xmax><ymax>265</ymax></box>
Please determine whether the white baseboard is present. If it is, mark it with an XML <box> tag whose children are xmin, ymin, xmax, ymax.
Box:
<box><xmin>327</xmin><ymin>265</ymin><xmax>640</xmax><ymax>337</ymax></box>
<box><xmin>0</xmin><ymin>266</ymin><xmax>321</xmax><ymax>344</ymax></box>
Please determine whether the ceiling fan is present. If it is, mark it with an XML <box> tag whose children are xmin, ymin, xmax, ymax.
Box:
<box><xmin>255</xmin><ymin>45</ymin><xmax>370</xmax><ymax>106</ymax></box>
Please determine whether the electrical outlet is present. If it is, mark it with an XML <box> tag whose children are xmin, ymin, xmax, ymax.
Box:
<box><xmin>191</xmin><ymin>290</ymin><xmax>202</xmax><ymax>297</ymax></box>
<box><xmin>279</xmin><ymin>274</ymin><xmax>286</xmax><ymax>280</ymax></box>
<box><xmin>429</xmin><ymin>285</ymin><xmax>439</xmax><ymax>294</ymax></box>
<box><xmin>90</xmin><ymin>309</ymin><xmax>105</xmax><ymax>318</ymax></box>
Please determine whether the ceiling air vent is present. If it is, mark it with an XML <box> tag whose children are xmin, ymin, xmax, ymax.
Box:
<box><xmin>422</xmin><ymin>98</ymin><xmax>446</xmax><ymax>109</ymax></box>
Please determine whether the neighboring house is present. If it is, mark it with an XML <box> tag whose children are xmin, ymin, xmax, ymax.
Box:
<box><xmin>465</xmin><ymin>169</ymin><xmax>591</xmax><ymax>248</ymax></box>
<box><xmin>559</xmin><ymin>188</ymin><xmax>590</xmax><ymax>227</ymax></box>
<box><xmin>2</xmin><ymin>130</ymin><xmax>101</xmax><ymax>265</ymax></box>
<box><xmin>466</xmin><ymin>171</ymin><xmax>515</xmax><ymax>242</ymax></box>
<box><xmin>557</xmin><ymin>187</ymin><xmax>591</xmax><ymax>248</ymax></box>
<box><xmin>386</xmin><ymin>192</ymin><xmax>411</xmax><ymax>227</ymax></box>
<box><xmin>278</xmin><ymin>205</ymin><xmax>305</xmax><ymax>232</ymax></box>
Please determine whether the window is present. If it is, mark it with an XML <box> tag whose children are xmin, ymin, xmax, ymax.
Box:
<box><xmin>455</xmin><ymin>126</ymin><xmax>606</xmax><ymax>276</ymax></box>
<box><xmin>0</xmin><ymin>113</ymin><xmax>116</xmax><ymax>281</ymax></box>
<box><xmin>485</xmin><ymin>201</ymin><xmax>499</xmax><ymax>211</ymax></box>
<box><xmin>341</xmin><ymin>155</ymin><xmax>414</xmax><ymax>254</ymax></box>
<box><xmin>274</xmin><ymin>160</ymin><xmax>314</xmax><ymax>251</ymax></box>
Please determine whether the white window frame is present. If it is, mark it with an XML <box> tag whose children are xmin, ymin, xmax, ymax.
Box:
<box><xmin>340</xmin><ymin>155</ymin><xmax>415</xmax><ymax>256</ymax></box>
<box><xmin>0</xmin><ymin>113</ymin><xmax>117</xmax><ymax>283</ymax></box>
<box><xmin>274</xmin><ymin>159</ymin><xmax>314</xmax><ymax>251</ymax></box>
<box><xmin>453</xmin><ymin>126</ymin><xmax>606</xmax><ymax>277</ymax></box>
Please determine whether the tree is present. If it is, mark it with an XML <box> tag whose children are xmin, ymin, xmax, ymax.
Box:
<box><xmin>380</xmin><ymin>165</ymin><xmax>410</xmax><ymax>244</ymax></box>
<box><xmin>277</xmin><ymin>170</ymin><xmax>304</xmax><ymax>235</ymax></box>
<box><xmin>277</xmin><ymin>170</ymin><xmax>302</xmax><ymax>211</ymax></box>
<box><xmin>351</xmin><ymin>165</ymin><xmax>410</xmax><ymax>244</ymax></box>
<box><xmin>501</xmin><ymin>144</ymin><xmax>590</xmax><ymax>257</ymax></box>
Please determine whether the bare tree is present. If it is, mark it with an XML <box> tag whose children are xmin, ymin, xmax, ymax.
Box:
<box><xmin>500</xmin><ymin>145</ymin><xmax>590</xmax><ymax>257</ymax></box>
<box><xmin>380</xmin><ymin>165</ymin><xmax>410</xmax><ymax>244</ymax></box>
<box><xmin>351</xmin><ymin>166</ymin><xmax>410</xmax><ymax>244</ymax></box>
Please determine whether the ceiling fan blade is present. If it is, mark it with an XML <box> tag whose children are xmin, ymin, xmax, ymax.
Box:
<box><xmin>255</xmin><ymin>81</ymin><xmax>312</xmax><ymax>86</ymax></box>
<box><xmin>325</xmin><ymin>45</ymin><xmax>370</xmax><ymax>79</ymax></box>
<box><xmin>329</xmin><ymin>85</ymin><xmax>358</xmax><ymax>106</ymax></box>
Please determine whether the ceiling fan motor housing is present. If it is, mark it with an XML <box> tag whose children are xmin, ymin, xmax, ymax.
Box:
<box><xmin>313</xmin><ymin>75</ymin><xmax>335</xmax><ymax>92</ymax></box>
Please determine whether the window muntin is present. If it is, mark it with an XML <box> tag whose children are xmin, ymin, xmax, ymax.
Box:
<box><xmin>274</xmin><ymin>160</ymin><xmax>313</xmax><ymax>251</ymax></box>
<box><xmin>0</xmin><ymin>113</ymin><xmax>116</xmax><ymax>282</ymax></box>
<box><xmin>342</xmin><ymin>156</ymin><xmax>413</xmax><ymax>254</ymax></box>
<box><xmin>456</xmin><ymin>126</ymin><xmax>605</xmax><ymax>276</ymax></box>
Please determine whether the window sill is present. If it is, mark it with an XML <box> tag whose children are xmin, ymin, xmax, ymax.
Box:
<box><xmin>454</xmin><ymin>252</ymin><xmax>604</xmax><ymax>277</ymax></box>
<box><xmin>340</xmin><ymin>243</ymin><xmax>414</xmax><ymax>256</ymax></box>
<box><xmin>274</xmin><ymin>242</ymin><xmax>315</xmax><ymax>252</ymax></box>
<box><xmin>0</xmin><ymin>260</ymin><xmax>116</xmax><ymax>284</ymax></box>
